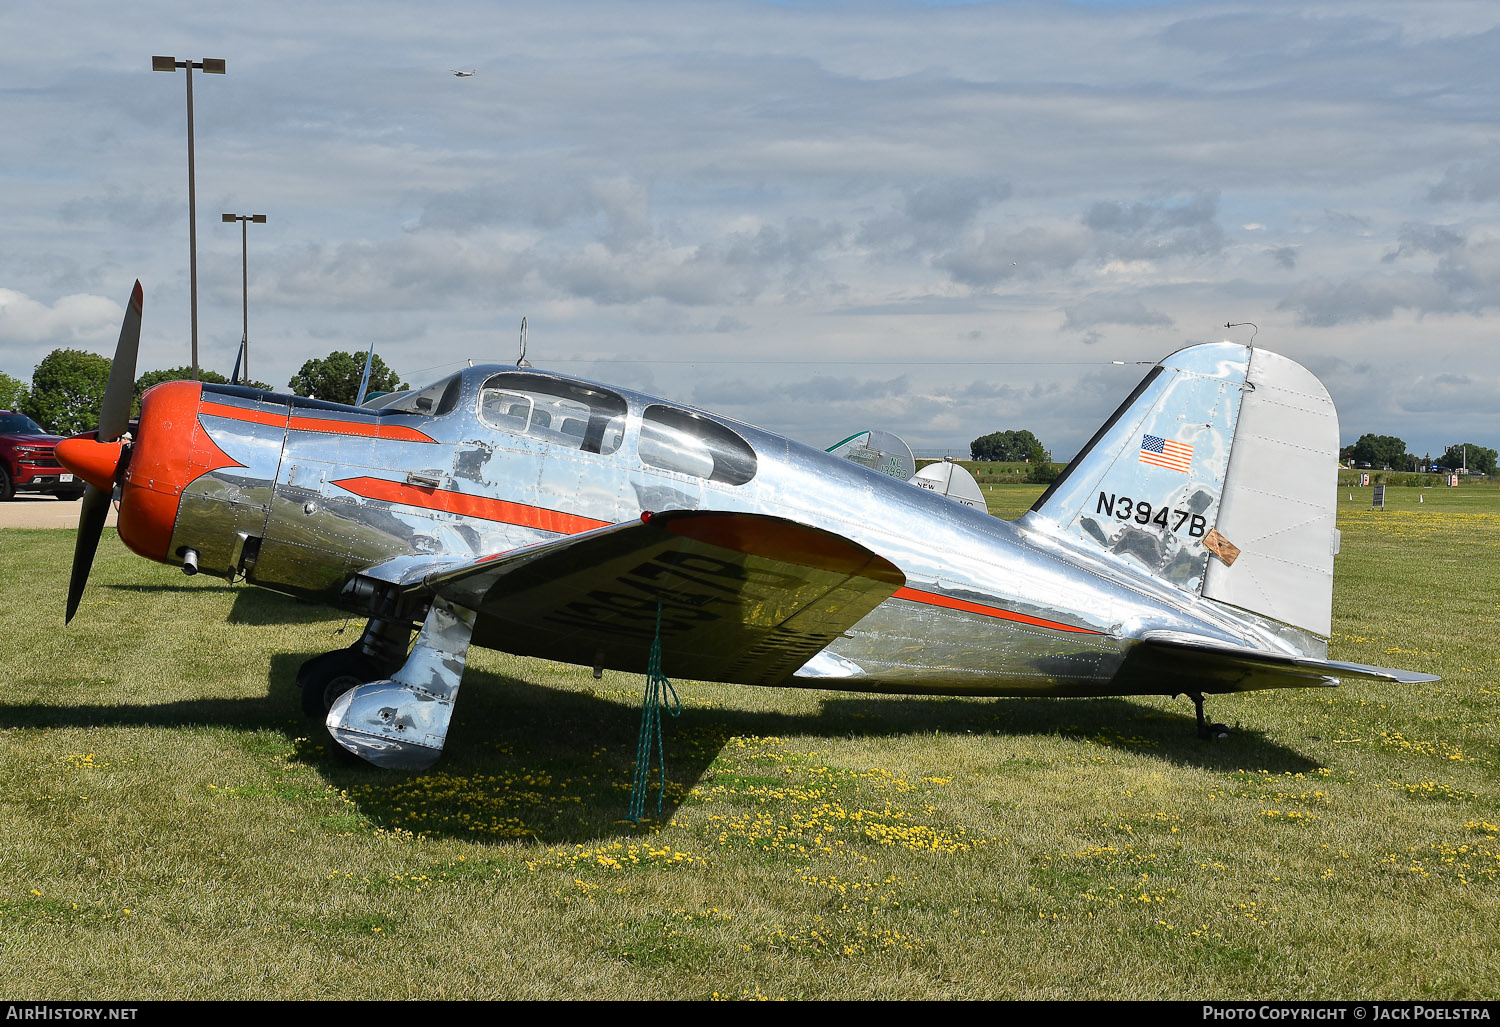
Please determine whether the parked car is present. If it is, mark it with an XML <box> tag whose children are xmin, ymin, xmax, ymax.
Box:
<box><xmin>0</xmin><ymin>411</ymin><xmax>86</xmax><ymax>501</ymax></box>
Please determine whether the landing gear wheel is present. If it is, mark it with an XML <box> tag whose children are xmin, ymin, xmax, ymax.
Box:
<box><xmin>1185</xmin><ymin>691</ymin><xmax>1230</xmax><ymax>741</ymax></box>
<box><xmin>297</xmin><ymin>646</ymin><xmax>381</xmax><ymax>719</ymax></box>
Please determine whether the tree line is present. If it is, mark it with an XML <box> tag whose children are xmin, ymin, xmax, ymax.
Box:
<box><xmin>1344</xmin><ymin>433</ymin><xmax>1496</xmax><ymax>475</ymax></box>
<box><xmin>1</xmin><ymin>349</ymin><xmax>406</xmax><ymax>436</ymax></box>
<box><xmin>962</xmin><ymin>428</ymin><xmax>1496</xmax><ymax>482</ymax></box>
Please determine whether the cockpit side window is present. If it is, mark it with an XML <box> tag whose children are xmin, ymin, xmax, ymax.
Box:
<box><xmin>478</xmin><ymin>373</ymin><xmax>627</xmax><ymax>455</ymax></box>
<box><xmin>639</xmin><ymin>404</ymin><xmax>757</xmax><ymax>485</ymax></box>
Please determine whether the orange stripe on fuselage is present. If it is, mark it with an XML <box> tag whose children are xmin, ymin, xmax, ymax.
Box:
<box><xmin>199</xmin><ymin>401</ymin><xmax>286</xmax><ymax>429</ymax></box>
<box><xmin>199</xmin><ymin>401</ymin><xmax>437</xmax><ymax>443</ymax></box>
<box><xmin>892</xmin><ymin>585</ymin><xmax>1101</xmax><ymax>635</ymax></box>
<box><xmin>289</xmin><ymin>414</ymin><xmax>436</xmax><ymax>443</ymax></box>
<box><xmin>332</xmin><ymin>476</ymin><xmax>611</xmax><ymax>535</ymax></box>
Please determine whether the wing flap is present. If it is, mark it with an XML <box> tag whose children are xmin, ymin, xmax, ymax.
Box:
<box><xmin>369</xmin><ymin>510</ymin><xmax>905</xmax><ymax>686</ymax></box>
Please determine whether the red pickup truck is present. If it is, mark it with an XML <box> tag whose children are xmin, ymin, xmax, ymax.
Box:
<box><xmin>0</xmin><ymin>411</ymin><xmax>86</xmax><ymax>501</ymax></box>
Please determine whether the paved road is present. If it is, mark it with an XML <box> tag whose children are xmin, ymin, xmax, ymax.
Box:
<box><xmin>0</xmin><ymin>494</ymin><xmax>114</xmax><ymax>530</ymax></box>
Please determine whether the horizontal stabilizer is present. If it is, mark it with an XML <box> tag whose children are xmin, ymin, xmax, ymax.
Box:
<box><xmin>1115</xmin><ymin>632</ymin><xmax>1439</xmax><ymax>695</ymax></box>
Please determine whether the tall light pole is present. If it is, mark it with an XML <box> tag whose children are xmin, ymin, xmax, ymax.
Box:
<box><xmin>221</xmin><ymin>213</ymin><xmax>266</xmax><ymax>384</ymax></box>
<box><xmin>152</xmin><ymin>55</ymin><xmax>226</xmax><ymax>381</ymax></box>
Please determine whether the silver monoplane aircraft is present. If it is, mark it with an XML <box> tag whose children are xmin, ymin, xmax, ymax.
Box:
<box><xmin>59</xmin><ymin>283</ymin><xmax>1435</xmax><ymax>770</ymax></box>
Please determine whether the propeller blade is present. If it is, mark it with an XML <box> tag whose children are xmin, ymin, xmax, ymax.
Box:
<box><xmin>66</xmin><ymin>281</ymin><xmax>143</xmax><ymax>623</ymax></box>
<box><xmin>97</xmin><ymin>280</ymin><xmax>143</xmax><ymax>443</ymax></box>
<box><xmin>66</xmin><ymin>485</ymin><xmax>111</xmax><ymax>623</ymax></box>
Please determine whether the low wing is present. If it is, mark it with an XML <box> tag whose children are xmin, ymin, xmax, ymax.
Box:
<box><xmin>361</xmin><ymin>510</ymin><xmax>905</xmax><ymax>686</ymax></box>
<box><xmin>1115</xmin><ymin>632</ymin><xmax>1440</xmax><ymax>695</ymax></box>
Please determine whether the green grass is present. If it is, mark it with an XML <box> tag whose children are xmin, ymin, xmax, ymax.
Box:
<box><xmin>0</xmin><ymin>494</ymin><xmax>1497</xmax><ymax>999</ymax></box>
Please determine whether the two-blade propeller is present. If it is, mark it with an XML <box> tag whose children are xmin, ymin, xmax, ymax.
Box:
<box><xmin>58</xmin><ymin>280</ymin><xmax>143</xmax><ymax>623</ymax></box>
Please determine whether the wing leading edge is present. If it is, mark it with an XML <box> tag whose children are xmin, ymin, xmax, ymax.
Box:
<box><xmin>360</xmin><ymin>510</ymin><xmax>905</xmax><ymax>686</ymax></box>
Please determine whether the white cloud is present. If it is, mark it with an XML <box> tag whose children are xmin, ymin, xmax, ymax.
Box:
<box><xmin>0</xmin><ymin>289</ymin><xmax>122</xmax><ymax>349</ymax></box>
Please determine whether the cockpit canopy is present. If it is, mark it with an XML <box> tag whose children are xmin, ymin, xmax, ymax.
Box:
<box><xmin>639</xmin><ymin>404</ymin><xmax>756</xmax><ymax>485</ymax></box>
<box><xmin>476</xmin><ymin>371</ymin><xmax>758</xmax><ymax>485</ymax></box>
<box><xmin>479</xmin><ymin>373</ymin><xmax>628</xmax><ymax>455</ymax></box>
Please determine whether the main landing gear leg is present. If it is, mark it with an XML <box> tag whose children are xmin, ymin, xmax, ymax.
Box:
<box><xmin>1187</xmin><ymin>691</ymin><xmax>1230</xmax><ymax>741</ymax></box>
<box><xmin>325</xmin><ymin>597</ymin><xmax>478</xmax><ymax>771</ymax></box>
<box><xmin>297</xmin><ymin>617</ymin><xmax>414</xmax><ymax>719</ymax></box>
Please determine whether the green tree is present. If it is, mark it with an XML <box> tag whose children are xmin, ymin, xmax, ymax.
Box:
<box><xmin>135</xmin><ymin>367</ymin><xmax>275</xmax><ymax>395</ymax></box>
<box><xmin>22</xmin><ymin>349</ymin><xmax>111</xmax><ymax>435</ymax></box>
<box><xmin>971</xmin><ymin>428</ymin><xmax>1044</xmax><ymax>462</ymax></box>
<box><xmin>131</xmin><ymin>367</ymin><xmax>276</xmax><ymax>415</ymax></box>
<box><xmin>1441</xmin><ymin>443</ymin><xmax>1497</xmax><ymax>475</ymax></box>
<box><xmin>135</xmin><ymin>367</ymin><xmax>228</xmax><ymax>414</ymax></box>
<box><xmin>1025</xmin><ymin>442</ymin><xmax>1059</xmax><ymax>484</ymax></box>
<box><xmin>0</xmin><ymin>370</ymin><xmax>27</xmax><ymax>411</ymax></box>
<box><xmin>1348</xmin><ymin>433</ymin><xmax>1407</xmax><ymax>468</ymax></box>
<box><xmin>288</xmin><ymin>351</ymin><xmax>405</xmax><ymax>406</ymax></box>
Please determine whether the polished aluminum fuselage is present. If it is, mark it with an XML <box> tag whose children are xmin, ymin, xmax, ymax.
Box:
<box><xmin>169</xmin><ymin>366</ymin><xmax>1318</xmax><ymax>698</ymax></box>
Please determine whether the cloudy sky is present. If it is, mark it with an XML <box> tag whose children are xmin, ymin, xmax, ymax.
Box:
<box><xmin>3</xmin><ymin>0</ymin><xmax>1497</xmax><ymax>460</ymax></box>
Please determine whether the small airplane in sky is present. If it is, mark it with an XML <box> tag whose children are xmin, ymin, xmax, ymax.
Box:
<box><xmin>58</xmin><ymin>283</ymin><xmax>1435</xmax><ymax>771</ymax></box>
<box><xmin>450</xmin><ymin>69</ymin><xmax>476</xmax><ymax>78</ymax></box>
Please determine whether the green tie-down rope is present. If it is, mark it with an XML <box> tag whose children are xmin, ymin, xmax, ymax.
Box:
<box><xmin>627</xmin><ymin>602</ymin><xmax>683</xmax><ymax>823</ymax></box>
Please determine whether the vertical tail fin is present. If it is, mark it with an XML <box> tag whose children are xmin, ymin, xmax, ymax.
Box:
<box><xmin>1023</xmin><ymin>342</ymin><xmax>1340</xmax><ymax>637</ymax></box>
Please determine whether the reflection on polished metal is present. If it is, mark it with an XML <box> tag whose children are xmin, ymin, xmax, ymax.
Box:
<box><xmin>327</xmin><ymin>598</ymin><xmax>476</xmax><ymax>769</ymax></box>
<box><xmin>58</xmin><ymin>279</ymin><xmax>1439</xmax><ymax>775</ymax></box>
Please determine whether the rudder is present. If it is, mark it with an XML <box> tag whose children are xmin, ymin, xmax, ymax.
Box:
<box><xmin>1201</xmin><ymin>349</ymin><xmax>1340</xmax><ymax>637</ymax></box>
<box><xmin>1023</xmin><ymin>342</ymin><xmax>1341</xmax><ymax>638</ymax></box>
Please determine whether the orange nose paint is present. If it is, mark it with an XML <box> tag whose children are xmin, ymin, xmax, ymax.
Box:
<box><xmin>54</xmin><ymin>434</ymin><xmax>125</xmax><ymax>492</ymax></box>
<box><xmin>118</xmin><ymin>381</ymin><xmax>243</xmax><ymax>563</ymax></box>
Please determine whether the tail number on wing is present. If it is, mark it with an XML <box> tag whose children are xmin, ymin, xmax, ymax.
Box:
<box><xmin>1097</xmin><ymin>491</ymin><xmax>1206</xmax><ymax>537</ymax></box>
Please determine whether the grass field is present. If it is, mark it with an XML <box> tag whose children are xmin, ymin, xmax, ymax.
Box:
<box><xmin>0</xmin><ymin>485</ymin><xmax>1496</xmax><ymax>999</ymax></box>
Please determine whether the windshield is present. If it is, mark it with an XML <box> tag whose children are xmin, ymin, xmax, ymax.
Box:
<box><xmin>377</xmin><ymin>374</ymin><xmax>463</xmax><ymax>416</ymax></box>
<box><xmin>0</xmin><ymin>413</ymin><xmax>46</xmax><ymax>435</ymax></box>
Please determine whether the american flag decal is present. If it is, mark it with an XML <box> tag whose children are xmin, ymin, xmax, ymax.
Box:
<box><xmin>1140</xmin><ymin>434</ymin><xmax>1193</xmax><ymax>473</ymax></box>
